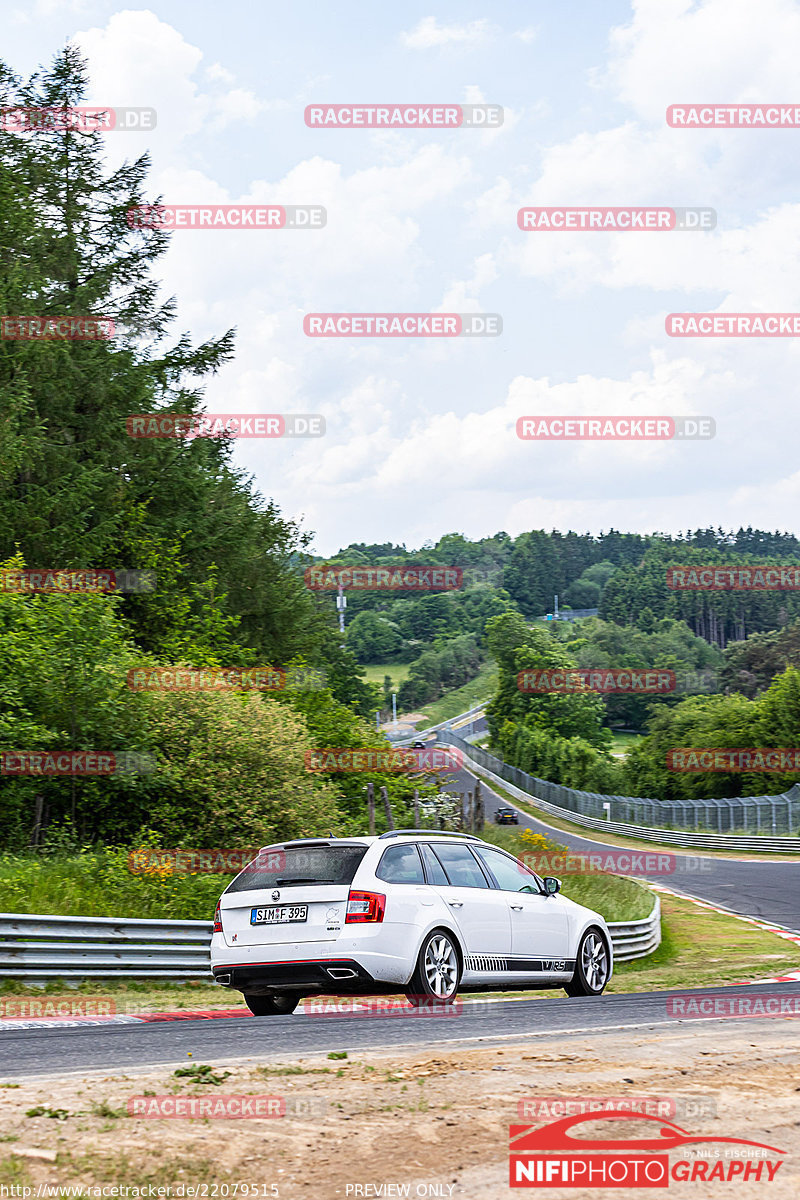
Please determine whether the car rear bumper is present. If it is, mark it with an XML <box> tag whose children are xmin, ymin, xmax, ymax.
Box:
<box><xmin>211</xmin><ymin>927</ymin><xmax>418</xmax><ymax>990</ymax></box>
<box><xmin>213</xmin><ymin>958</ymin><xmax>389</xmax><ymax>995</ymax></box>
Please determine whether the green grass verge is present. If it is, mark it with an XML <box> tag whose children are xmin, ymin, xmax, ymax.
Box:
<box><xmin>608</xmin><ymin>730</ymin><xmax>643</xmax><ymax>757</ymax></box>
<box><xmin>0</xmin><ymin>848</ymin><xmax>223</xmax><ymax>921</ymax></box>
<box><xmin>414</xmin><ymin>662</ymin><xmax>497</xmax><ymax>729</ymax></box>
<box><xmin>609</xmin><ymin>888</ymin><xmax>800</xmax><ymax>992</ymax></box>
<box><xmin>359</xmin><ymin>660</ymin><xmax>413</xmax><ymax>687</ymax></box>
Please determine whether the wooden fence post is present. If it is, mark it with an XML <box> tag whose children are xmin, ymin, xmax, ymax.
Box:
<box><xmin>474</xmin><ymin>780</ymin><xmax>484</xmax><ymax>831</ymax></box>
<box><xmin>30</xmin><ymin>794</ymin><xmax>44</xmax><ymax>848</ymax></box>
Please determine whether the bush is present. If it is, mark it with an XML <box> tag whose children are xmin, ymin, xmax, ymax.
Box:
<box><xmin>0</xmin><ymin>843</ymin><xmax>224</xmax><ymax>920</ymax></box>
<box><xmin>141</xmin><ymin>689</ymin><xmax>342</xmax><ymax>845</ymax></box>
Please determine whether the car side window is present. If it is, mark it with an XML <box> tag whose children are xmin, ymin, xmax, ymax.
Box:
<box><xmin>419</xmin><ymin>844</ymin><xmax>449</xmax><ymax>886</ymax></box>
<box><xmin>432</xmin><ymin>842</ymin><xmax>490</xmax><ymax>888</ymax></box>
<box><xmin>375</xmin><ymin>844</ymin><xmax>425</xmax><ymax>884</ymax></box>
<box><xmin>472</xmin><ymin>846</ymin><xmax>543</xmax><ymax>894</ymax></box>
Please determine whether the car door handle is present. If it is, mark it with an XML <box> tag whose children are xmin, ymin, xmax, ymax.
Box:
<box><xmin>448</xmin><ymin>901</ymin><xmax>463</xmax><ymax>908</ymax></box>
<box><xmin>510</xmin><ymin>904</ymin><xmax>524</xmax><ymax>910</ymax></box>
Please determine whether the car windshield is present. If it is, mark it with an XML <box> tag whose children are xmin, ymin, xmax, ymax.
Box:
<box><xmin>225</xmin><ymin>844</ymin><xmax>368</xmax><ymax>892</ymax></box>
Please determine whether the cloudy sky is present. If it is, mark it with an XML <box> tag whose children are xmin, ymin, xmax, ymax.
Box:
<box><xmin>7</xmin><ymin>1</ymin><xmax>800</xmax><ymax>553</ymax></box>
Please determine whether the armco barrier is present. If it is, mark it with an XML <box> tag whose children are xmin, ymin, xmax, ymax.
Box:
<box><xmin>0</xmin><ymin>894</ymin><xmax>659</xmax><ymax>983</ymax></box>
<box><xmin>607</xmin><ymin>896</ymin><xmax>661</xmax><ymax>962</ymax></box>
<box><xmin>0</xmin><ymin>913</ymin><xmax>213</xmax><ymax>984</ymax></box>
<box><xmin>443</xmin><ymin>733</ymin><xmax>800</xmax><ymax>852</ymax></box>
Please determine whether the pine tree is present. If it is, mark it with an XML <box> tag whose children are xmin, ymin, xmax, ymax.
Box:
<box><xmin>0</xmin><ymin>47</ymin><xmax>324</xmax><ymax>665</ymax></box>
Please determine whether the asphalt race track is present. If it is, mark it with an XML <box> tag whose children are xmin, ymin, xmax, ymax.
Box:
<box><xmin>437</xmin><ymin>725</ymin><xmax>800</xmax><ymax>934</ymax></box>
<box><xmin>1</xmin><ymin>719</ymin><xmax>796</xmax><ymax>1081</ymax></box>
<box><xmin>2</xmin><ymin>983</ymin><xmax>799</xmax><ymax>1077</ymax></box>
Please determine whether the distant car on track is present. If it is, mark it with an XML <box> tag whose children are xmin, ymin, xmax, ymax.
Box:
<box><xmin>210</xmin><ymin>831</ymin><xmax>612</xmax><ymax>1015</ymax></box>
<box><xmin>494</xmin><ymin>807</ymin><xmax>519</xmax><ymax>825</ymax></box>
<box><xmin>411</xmin><ymin>740</ymin><xmax>427</xmax><ymax>749</ymax></box>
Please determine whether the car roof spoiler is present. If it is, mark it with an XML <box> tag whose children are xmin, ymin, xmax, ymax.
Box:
<box><xmin>258</xmin><ymin>835</ymin><xmax>345</xmax><ymax>850</ymax></box>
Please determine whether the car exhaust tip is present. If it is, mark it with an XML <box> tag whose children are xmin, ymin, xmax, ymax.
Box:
<box><xmin>326</xmin><ymin>967</ymin><xmax>358</xmax><ymax>980</ymax></box>
<box><xmin>215</xmin><ymin>973</ymin><xmax>232</xmax><ymax>986</ymax></box>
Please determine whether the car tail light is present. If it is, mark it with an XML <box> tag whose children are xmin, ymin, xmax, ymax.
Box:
<box><xmin>345</xmin><ymin>890</ymin><xmax>385</xmax><ymax>923</ymax></box>
<box><xmin>213</xmin><ymin>903</ymin><xmax>222</xmax><ymax>933</ymax></box>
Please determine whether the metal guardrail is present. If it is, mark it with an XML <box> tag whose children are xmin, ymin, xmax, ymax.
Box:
<box><xmin>442</xmin><ymin>732</ymin><xmax>800</xmax><ymax>850</ymax></box>
<box><xmin>0</xmin><ymin>892</ymin><xmax>660</xmax><ymax>983</ymax></box>
<box><xmin>608</xmin><ymin>897</ymin><xmax>661</xmax><ymax>962</ymax></box>
<box><xmin>0</xmin><ymin>913</ymin><xmax>213</xmax><ymax>984</ymax></box>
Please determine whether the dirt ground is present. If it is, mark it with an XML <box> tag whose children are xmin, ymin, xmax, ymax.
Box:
<box><xmin>1</xmin><ymin>1021</ymin><xmax>798</xmax><ymax>1198</ymax></box>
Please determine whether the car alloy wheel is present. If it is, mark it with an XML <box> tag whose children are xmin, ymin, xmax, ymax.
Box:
<box><xmin>565</xmin><ymin>928</ymin><xmax>609</xmax><ymax>997</ymax></box>
<box><xmin>407</xmin><ymin>929</ymin><xmax>461</xmax><ymax>1004</ymax></box>
<box><xmin>582</xmin><ymin>931</ymin><xmax>608</xmax><ymax>990</ymax></box>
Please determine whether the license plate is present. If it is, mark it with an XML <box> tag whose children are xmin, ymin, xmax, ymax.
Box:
<box><xmin>250</xmin><ymin>904</ymin><xmax>308</xmax><ymax>925</ymax></box>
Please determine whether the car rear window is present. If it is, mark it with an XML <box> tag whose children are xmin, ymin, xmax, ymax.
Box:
<box><xmin>225</xmin><ymin>844</ymin><xmax>368</xmax><ymax>892</ymax></box>
<box><xmin>376</xmin><ymin>844</ymin><xmax>425</xmax><ymax>884</ymax></box>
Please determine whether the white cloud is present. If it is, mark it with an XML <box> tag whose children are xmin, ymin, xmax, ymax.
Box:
<box><xmin>74</xmin><ymin>8</ymin><xmax>282</xmax><ymax>157</ymax></box>
<box><xmin>267</xmin><ymin>349</ymin><xmax>776</xmax><ymax>551</ymax></box>
<box><xmin>438</xmin><ymin>253</ymin><xmax>498</xmax><ymax>312</ymax></box>
<box><xmin>205</xmin><ymin>62</ymin><xmax>234</xmax><ymax>84</ymax></box>
<box><xmin>608</xmin><ymin>0</ymin><xmax>800</xmax><ymax>123</ymax></box>
<box><xmin>401</xmin><ymin>17</ymin><xmax>493</xmax><ymax>50</ymax></box>
<box><xmin>11</xmin><ymin>0</ymin><xmax>90</xmax><ymax>23</ymax></box>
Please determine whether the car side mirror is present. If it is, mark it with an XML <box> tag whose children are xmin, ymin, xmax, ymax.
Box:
<box><xmin>543</xmin><ymin>876</ymin><xmax>561</xmax><ymax>895</ymax></box>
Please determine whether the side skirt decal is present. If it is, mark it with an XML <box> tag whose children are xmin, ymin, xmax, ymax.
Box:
<box><xmin>464</xmin><ymin>955</ymin><xmax>575</xmax><ymax>973</ymax></box>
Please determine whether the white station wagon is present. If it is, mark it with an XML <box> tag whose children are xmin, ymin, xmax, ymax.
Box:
<box><xmin>211</xmin><ymin>830</ymin><xmax>613</xmax><ymax>1015</ymax></box>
